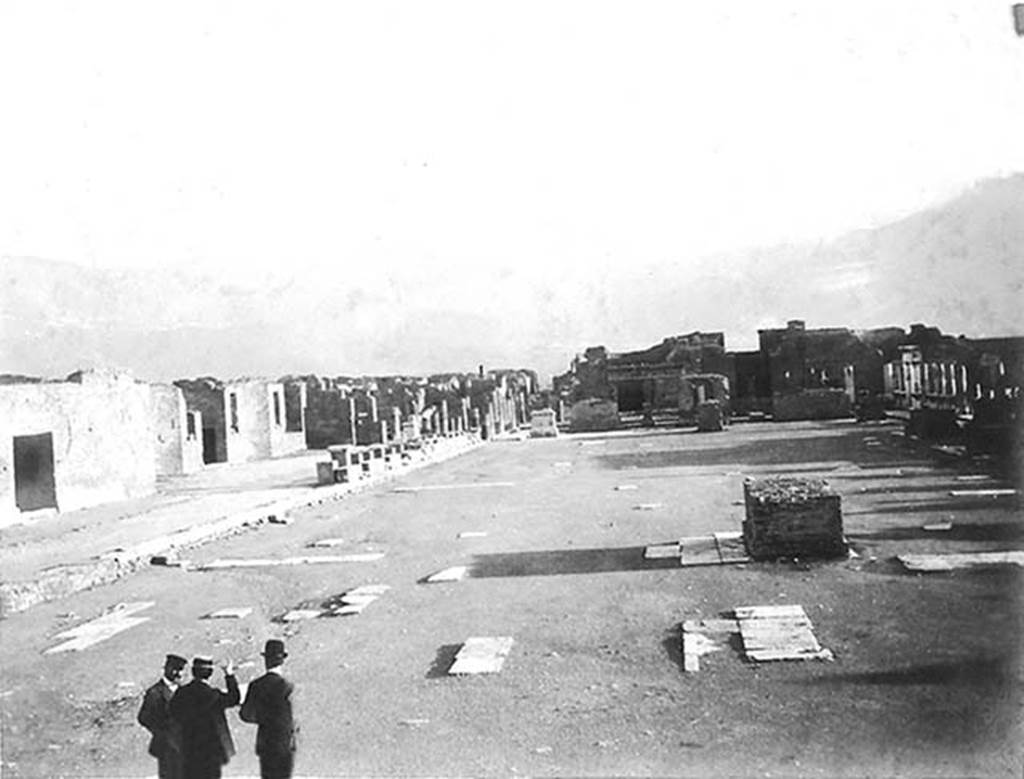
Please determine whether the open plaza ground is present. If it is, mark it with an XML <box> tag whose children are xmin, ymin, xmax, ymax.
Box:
<box><xmin>0</xmin><ymin>419</ymin><xmax>1021</xmax><ymax>778</ymax></box>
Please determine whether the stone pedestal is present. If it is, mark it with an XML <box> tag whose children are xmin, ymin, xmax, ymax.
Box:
<box><xmin>742</xmin><ymin>477</ymin><xmax>846</xmax><ymax>560</ymax></box>
<box><xmin>695</xmin><ymin>400</ymin><xmax>724</xmax><ymax>432</ymax></box>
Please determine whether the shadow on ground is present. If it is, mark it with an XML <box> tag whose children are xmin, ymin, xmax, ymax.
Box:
<box><xmin>426</xmin><ymin>644</ymin><xmax>463</xmax><ymax>679</ymax></box>
<box><xmin>597</xmin><ymin>432</ymin><xmax>906</xmax><ymax>470</ymax></box>
<box><xmin>469</xmin><ymin>546</ymin><xmax>682</xmax><ymax>578</ymax></box>
<box><xmin>848</xmin><ymin>522</ymin><xmax>1024</xmax><ymax>543</ymax></box>
<box><xmin>862</xmin><ymin>497</ymin><xmax>1021</xmax><ymax>515</ymax></box>
<box><xmin>794</xmin><ymin>655</ymin><xmax>1016</xmax><ymax>687</ymax></box>
<box><xmin>850</xmin><ymin>482</ymin><xmax>986</xmax><ymax>496</ymax></box>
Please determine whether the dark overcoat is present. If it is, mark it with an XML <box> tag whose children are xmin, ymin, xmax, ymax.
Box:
<box><xmin>239</xmin><ymin>671</ymin><xmax>297</xmax><ymax>756</ymax></box>
<box><xmin>138</xmin><ymin>680</ymin><xmax>181</xmax><ymax>758</ymax></box>
<box><xmin>169</xmin><ymin>675</ymin><xmax>240</xmax><ymax>776</ymax></box>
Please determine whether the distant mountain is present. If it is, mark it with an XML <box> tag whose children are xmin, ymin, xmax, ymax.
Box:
<box><xmin>543</xmin><ymin>173</ymin><xmax>1024</xmax><ymax>356</ymax></box>
<box><xmin>2</xmin><ymin>174</ymin><xmax>1022</xmax><ymax>382</ymax></box>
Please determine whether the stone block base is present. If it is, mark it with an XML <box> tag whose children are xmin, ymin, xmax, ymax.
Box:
<box><xmin>742</xmin><ymin>477</ymin><xmax>846</xmax><ymax>560</ymax></box>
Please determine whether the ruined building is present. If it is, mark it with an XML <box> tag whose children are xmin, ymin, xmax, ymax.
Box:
<box><xmin>556</xmin><ymin>320</ymin><xmax>1023</xmax><ymax>441</ymax></box>
<box><xmin>553</xmin><ymin>332</ymin><xmax>734</xmax><ymax>429</ymax></box>
<box><xmin>174</xmin><ymin>377</ymin><xmax>307</xmax><ymax>464</ymax></box>
<box><xmin>0</xmin><ymin>370</ymin><xmax>182</xmax><ymax>526</ymax></box>
<box><xmin>296</xmin><ymin>367</ymin><xmax>537</xmax><ymax>448</ymax></box>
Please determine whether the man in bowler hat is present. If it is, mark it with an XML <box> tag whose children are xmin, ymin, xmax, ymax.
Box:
<box><xmin>138</xmin><ymin>653</ymin><xmax>186</xmax><ymax>779</ymax></box>
<box><xmin>240</xmin><ymin>639</ymin><xmax>298</xmax><ymax>779</ymax></box>
<box><xmin>169</xmin><ymin>655</ymin><xmax>240</xmax><ymax>779</ymax></box>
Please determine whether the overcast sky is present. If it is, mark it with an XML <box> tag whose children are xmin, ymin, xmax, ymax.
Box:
<box><xmin>2</xmin><ymin>1</ymin><xmax>1022</xmax><ymax>299</ymax></box>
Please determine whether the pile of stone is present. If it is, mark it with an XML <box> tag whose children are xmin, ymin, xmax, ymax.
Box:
<box><xmin>742</xmin><ymin>477</ymin><xmax>846</xmax><ymax>560</ymax></box>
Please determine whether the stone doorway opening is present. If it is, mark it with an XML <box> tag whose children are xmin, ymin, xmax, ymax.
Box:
<box><xmin>616</xmin><ymin>381</ymin><xmax>645</xmax><ymax>413</ymax></box>
<box><xmin>13</xmin><ymin>432</ymin><xmax>58</xmax><ymax>513</ymax></box>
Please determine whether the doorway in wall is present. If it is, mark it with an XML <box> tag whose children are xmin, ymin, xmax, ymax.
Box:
<box><xmin>202</xmin><ymin>427</ymin><xmax>219</xmax><ymax>464</ymax></box>
<box><xmin>616</xmin><ymin>381</ymin><xmax>645</xmax><ymax>413</ymax></box>
<box><xmin>13</xmin><ymin>432</ymin><xmax>58</xmax><ymax>512</ymax></box>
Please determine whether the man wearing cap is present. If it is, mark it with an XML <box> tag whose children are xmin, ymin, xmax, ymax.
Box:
<box><xmin>138</xmin><ymin>654</ymin><xmax>186</xmax><ymax>779</ymax></box>
<box><xmin>169</xmin><ymin>655</ymin><xmax>240</xmax><ymax>779</ymax></box>
<box><xmin>240</xmin><ymin>639</ymin><xmax>298</xmax><ymax>779</ymax></box>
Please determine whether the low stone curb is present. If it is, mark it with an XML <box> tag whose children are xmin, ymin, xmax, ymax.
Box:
<box><xmin>0</xmin><ymin>434</ymin><xmax>482</xmax><ymax>617</ymax></box>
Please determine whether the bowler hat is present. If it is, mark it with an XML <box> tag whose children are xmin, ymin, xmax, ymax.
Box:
<box><xmin>165</xmin><ymin>654</ymin><xmax>187</xmax><ymax>669</ymax></box>
<box><xmin>192</xmin><ymin>655</ymin><xmax>215</xmax><ymax>670</ymax></box>
<box><xmin>261</xmin><ymin>639</ymin><xmax>287</xmax><ymax>659</ymax></box>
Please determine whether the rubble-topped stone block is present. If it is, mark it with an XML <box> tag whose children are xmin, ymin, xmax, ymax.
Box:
<box><xmin>742</xmin><ymin>477</ymin><xmax>846</xmax><ymax>560</ymax></box>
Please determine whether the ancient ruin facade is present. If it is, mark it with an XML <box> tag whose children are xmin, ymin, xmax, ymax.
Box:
<box><xmin>554</xmin><ymin>332</ymin><xmax>734</xmax><ymax>427</ymax></box>
<box><xmin>150</xmin><ymin>383</ymin><xmax>203</xmax><ymax>476</ymax></box>
<box><xmin>557</xmin><ymin>320</ymin><xmax>1023</xmax><ymax>434</ymax></box>
<box><xmin>0</xmin><ymin>370</ymin><xmax>157</xmax><ymax>526</ymax></box>
<box><xmin>175</xmin><ymin>377</ymin><xmax>307</xmax><ymax>464</ymax></box>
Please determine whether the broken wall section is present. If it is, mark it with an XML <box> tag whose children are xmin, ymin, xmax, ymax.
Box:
<box><xmin>0</xmin><ymin>370</ymin><xmax>157</xmax><ymax>526</ymax></box>
<box><xmin>151</xmin><ymin>383</ymin><xmax>203</xmax><ymax>476</ymax></box>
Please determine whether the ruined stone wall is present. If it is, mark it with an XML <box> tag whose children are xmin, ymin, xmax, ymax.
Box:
<box><xmin>175</xmin><ymin>380</ymin><xmax>228</xmax><ymax>464</ymax></box>
<box><xmin>568</xmin><ymin>398</ymin><xmax>619</xmax><ymax>432</ymax></box>
<box><xmin>304</xmin><ymin>381</ymin><xmax>356</xmax><ymax>449</ymax></box>
<box><xmin>268</xmin><ymin>381</ymin><xmax>307</xmax><ymax>457</ymax></box>
<box><xmin>771</xmin><ymin>389</ymin><xmax>852</xmax><ymax>421</ymax></box>
<box><xmin>224</xmin><ymin>381</ymin><xmax>271</xmax><ymax>463</ymax></box>
<box><xmin>151</xmin><ymin>383</ymin><xmax>202</xmax><ymax>476</ymax></box>
<box><xmin>0</xmin><ymin>371</ymin><xmax>156</xmax><ymax>526</ymax></box>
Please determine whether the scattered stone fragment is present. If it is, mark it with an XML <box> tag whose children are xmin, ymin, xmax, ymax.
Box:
<box><xmin>644</xmin><ymin>543</ymin><xmax>680</xmax><ymax>559</ymax></box>
<box><xmin>425</xmin><ymin>566</ymin><xmax>469</xmax><ymax>583</ymax></box>
<box><xmin>682</xmin><ymin>631</ymin><xmax>729</xmax><ymax>672</ymax></box>
<box><xmin>449</xmin><ymin>636</ymin><xmax>515</xmax><ymax>675</ymax></box>
<box><xmin>340</xmin><ymin>593</ymin><xmax>379</xmax><ymax>606</ymax></box>
<box><xmin>45</xmin><ymin>602</ymin><xmax>154</xmax><ymax>654</ymax></box>
<box><xmin>679</xmin><ymin>536</ymin><xmax>720</xmax><ymax>566</ymax></box>
<box><xmin>282</xmin><ymin>609</ymin><xmax>323</xmax><ymax>622</ymax></box>
<box><xmin>457</xmin><ymin>531</ymin><xmax>489</xmax><ymax>539</ymax></box>
<box><xmin>898</xmin><ymin>551</ymin><xmax>1024</xmax><ymax>572</ymax></box>
<box><xmin>331</xmin><ymin>603</ymin><xmax>369</xmax><ymax>616</ymax></box>
<box><xmin>682</xmin><ymin>618</ymin><xmax>739</xmax><ymax>633</ymax></box>
<box><xmin>150</xmin><ymin>555</ymin><xmax>184</xmax><ymax>567</ymax></box>
<box><xmin>194</xmin><ymin>553</ymin><xmax>385</xmax><ymax>570</ymax></box>
<box><xmin>734</xmin><ymin>604</ymin><xmax>833</xmax><ymax>663</ymax></box>
<box><xmin>267</xmin><ymin>514</ymin><xmax>292</xmax><ymax>525</ymax></box>
<box><xmin>949</xmin><ymin>489</ymin><xmax>1017</xmax><ymax>497</ymax></box>
<box><xmin>309</xmin><ymin>538</ymin><xmax>346</xmax><ymax>548</ymax></box>
<box><xmin>205</xmin><ymin>607</ymin><xmax>253</xmax><ymax>619</ymax></box>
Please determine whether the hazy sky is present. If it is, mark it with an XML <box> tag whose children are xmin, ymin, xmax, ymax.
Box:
<box><xmin>2</xmin><ymin>1</ymin><xmax>1022</xmax><ymax>292</ymax></box>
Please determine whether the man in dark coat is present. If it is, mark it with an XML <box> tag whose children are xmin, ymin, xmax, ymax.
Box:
<box><xmin>137</xmin><ymin>653</ymin><xmax>186</xmax><ymax>779</ymax></box>
<box><xmin>240</xmin><ymin>639</ymin><xmax>298</xmax><ymax>779</ymax></box>
<box><xmin>169</xmin><ymin>655</ymin><xmax>240</xmax><ymax>779</ymax></box>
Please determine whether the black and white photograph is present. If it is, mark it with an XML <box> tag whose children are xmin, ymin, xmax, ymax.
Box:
<box><xmin>1</xmin><ymin>2</ymin><xmax>1022</xmax><ymax>777</ymax></box>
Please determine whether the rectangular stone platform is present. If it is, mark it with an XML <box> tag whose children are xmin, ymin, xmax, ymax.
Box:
<box><xmin>742</xmin><ymin>477</ymin><xmax>846</xmax><ymax>560</ymax></box>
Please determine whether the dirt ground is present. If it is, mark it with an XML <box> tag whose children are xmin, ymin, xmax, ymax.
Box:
<box><xmin>1</xmin><ymin>419</ymin><xmax>1021</xmax><ymax>777</ymax></box>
